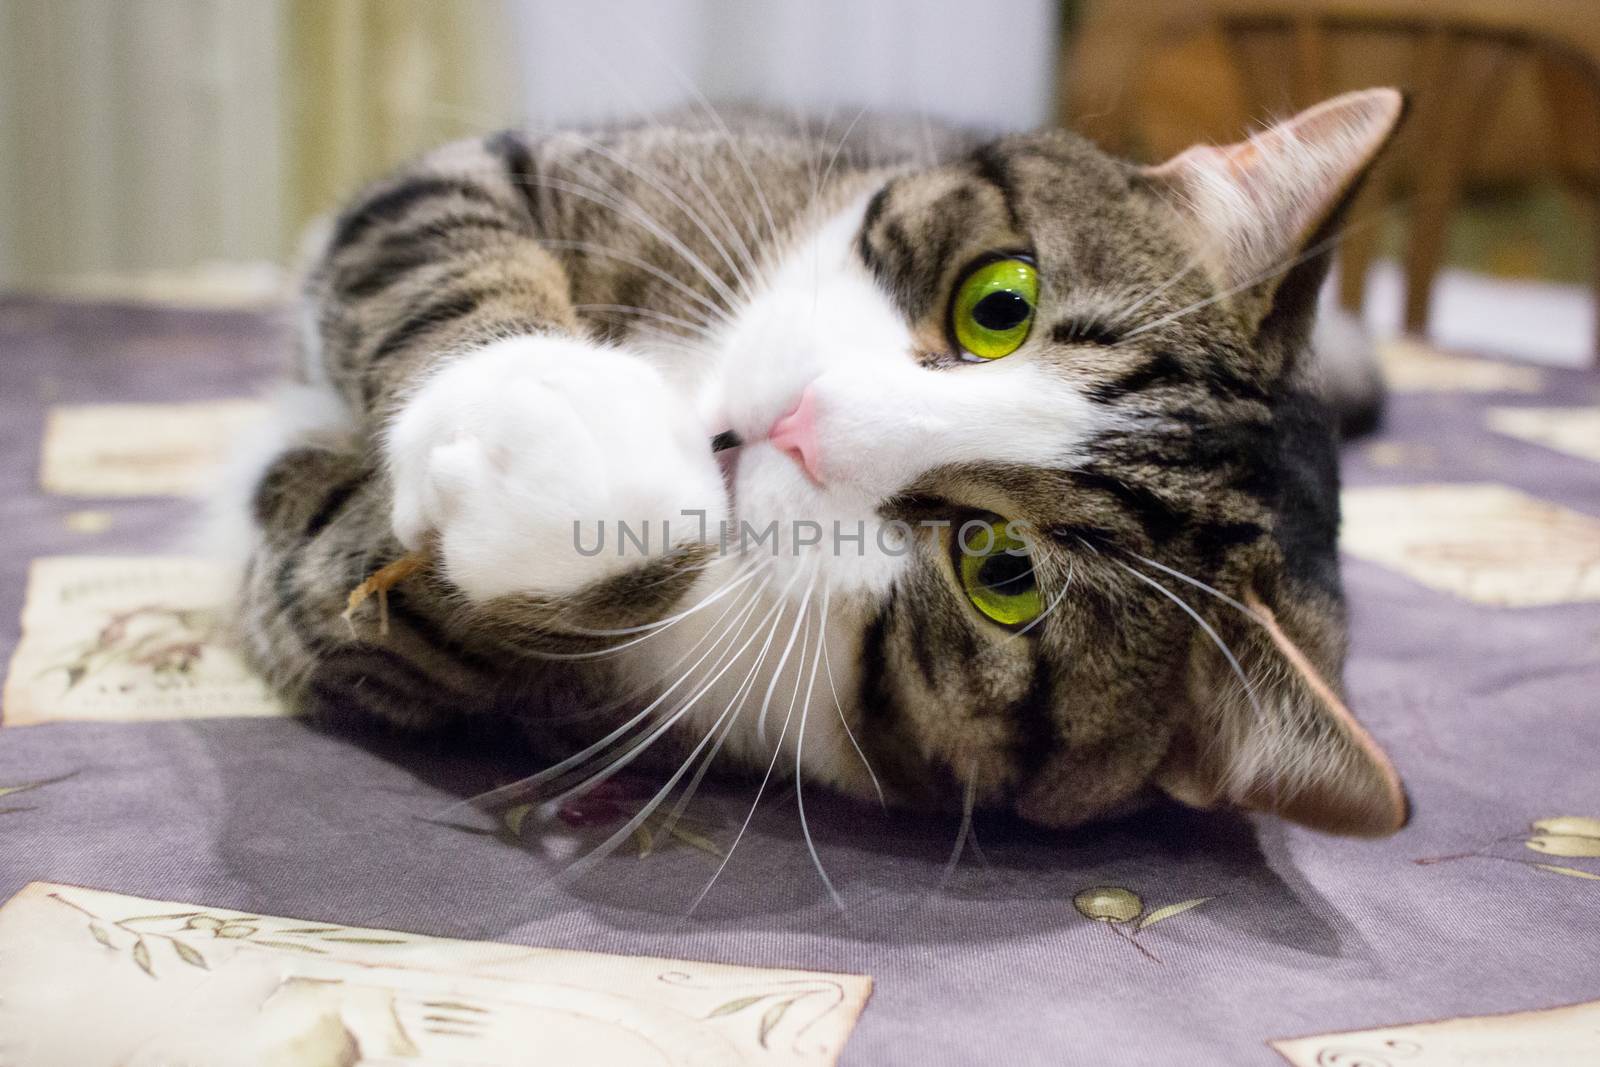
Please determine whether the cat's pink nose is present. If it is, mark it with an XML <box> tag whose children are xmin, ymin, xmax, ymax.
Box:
<box><xmin>768</xmin><ymin>384</ymin><xmax>822</xmax><ymax>485</ymax></box>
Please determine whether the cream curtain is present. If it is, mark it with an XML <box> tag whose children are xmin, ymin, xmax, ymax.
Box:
<box><xmin>285</xmin><ymin>0</ymin><xmax>519</xmax><ymax>247</ymax></box>
<box><xmin>0</xmin><ymin>0</ymin><xmax>517</xmax><ymax>296</ymax></box>
<box><xmin>1</xmin><ymin>0</ymin><xmax>1059</xmax><ymax>296</ymax></box>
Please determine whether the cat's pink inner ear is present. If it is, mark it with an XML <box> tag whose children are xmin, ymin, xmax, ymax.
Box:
<box><xmin>1143</xmin><ymin>88</ymin><xmax>1405</xmax><ymax>294</ymax></box>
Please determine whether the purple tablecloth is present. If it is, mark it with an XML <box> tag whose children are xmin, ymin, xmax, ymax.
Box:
<box><xmin>2</xmin><ymin>295</ymin><xmax>1598</xmax><ymax>1064</ymax></box>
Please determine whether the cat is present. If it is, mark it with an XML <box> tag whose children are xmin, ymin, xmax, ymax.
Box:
<box><xmin>230</xmin><ymin>89</ymin><xmax>1408</xmax><ymax>841</ymax></box>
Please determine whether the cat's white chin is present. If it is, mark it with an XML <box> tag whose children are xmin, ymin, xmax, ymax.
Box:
<box><xmin>728</xmin><ymin>442</ymin><xmax>911</xmax><ymax>597</ymax></box>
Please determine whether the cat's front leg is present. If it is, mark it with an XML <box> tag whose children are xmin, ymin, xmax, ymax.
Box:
<box><xmin>385</xmin><ymin>335</ymin><xmax>728</xmax><ymax>604</ymax></box>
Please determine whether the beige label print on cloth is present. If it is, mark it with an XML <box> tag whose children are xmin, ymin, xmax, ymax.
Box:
<box><xmin>0</xmin><ymin>882</ymin><xmax>873</xmax><ymax>1066</ymax></box>
<box><xmin>39</xmin><ymin>398</ymin><xmax>267</xmax><ymax>497</ymax></box>
<box><xmin>1272</xmin><ymin>997</ymin><xmax>1600</xmax><ymax>1066</ymax></box>
<box><xmin>1487</xmin><ymin>406</ymin><xmax>1600</xmax><ymax>465</ymax></box>
<box><xmin>1340</xmin><ymin>483</ymin><xmax>1600</xmax><ymax>607</ymax></box>
<box><xmin>1376</xmin><ymin>338</ymin><xmax>1544</xmax><ymax>395</ymax></box>
<box><xmin>2</xmin><ymin>556</ymin><xmax>285</xmax><ymax>725</ymax></box>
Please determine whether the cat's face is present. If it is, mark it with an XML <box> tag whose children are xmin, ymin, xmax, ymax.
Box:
<box><xmin>702</xmin><ymin>90</ymin><xmax>1408</xmax><ymax>836</ymax></box>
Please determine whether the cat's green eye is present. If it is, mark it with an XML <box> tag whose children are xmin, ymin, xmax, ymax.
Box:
<box><xmin>956</xmin><ymin>519</ymin><xmax>1043</xmax><ymax>628</ymax></box>
<box><xmin>951</xmin><ymin>257</ymin><xmax>1039</xmax><ymax>360</ymax></box>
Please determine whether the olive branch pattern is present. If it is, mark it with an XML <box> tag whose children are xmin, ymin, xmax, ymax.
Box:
<box><xmin>1308</xmin><ymin>1037</ymin><xmax>1423</xmax><ymax>1066</ymax></box>
<box><xmin>1071</xmin><ymin>885</ymin><xmax>1215</xmax><ymax>963</ymax></box>
<box><xmin>0</xmin><ymin>771</ymin><xmax>76</xmax><ymax>815</ymax></box>
<box><xmin>49</xmin><ymin>892</ymin><xmax>410</xmax><ymax>978</ymax></box>
<box><xmin>658</xmin><ymin>971</ymin><xmax>849</xmax><ymax>1054</ymax></box>
<box><xmin>37</xmin><ymin>604</ymin><xmax>220</xmax><ymax>692</ymax></box>
<box><xmin>1415</xmin><ymin>814</ymin><xmax>1600</xmax><ymax>884</ymax></box>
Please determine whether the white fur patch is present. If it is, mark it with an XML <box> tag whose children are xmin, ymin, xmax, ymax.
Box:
<box><xmin>707</xmin><ymin>196</ymin><xmax>1106</xmax><ymax>598</ymax></box>
<box><xmin>626</xmin><ymin>196</ymin><xmax>1111</xmax><ymax>795</ymax></box>
<box><xmin>384</xmin><ymin>336</ymin><xmax>728</xmax><ymax>600</ymax></box>
<box><xmin>194</xmin><ymin>382</ymin><xmax>353</xmax><ymax>566</ymax></box>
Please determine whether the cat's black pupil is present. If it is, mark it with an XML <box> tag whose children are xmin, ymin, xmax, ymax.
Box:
<box><xmin>971</xmin><ymin>290</ymin><xmax>1030</xmax><ymax>332</ymax></box>
<box><xmin>977</xmin><ymin>551</ymin><xmax>1035</xmax><ymax>594</ymax></box>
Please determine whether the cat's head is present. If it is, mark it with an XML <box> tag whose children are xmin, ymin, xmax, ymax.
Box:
<box><xmin>708</xmin><ymin>89</ymin><xmax>1407</xmax><ymax>836</ymax></box>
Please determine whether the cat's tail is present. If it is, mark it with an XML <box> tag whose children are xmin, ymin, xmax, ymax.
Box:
<box><xmin>1310</xmin><ymin>292</ymin><xmax>1385</xmax><ymax>439</ymax></box>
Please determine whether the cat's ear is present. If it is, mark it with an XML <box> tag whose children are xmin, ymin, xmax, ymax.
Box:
<box><xmin>1156</xmin><ymin>583</ymin><xmax>1406</xmax><ymax>836</ymax></box>
<box><xmin>1140</xmin><ymin>88</ymin><xmax>1404</xmax><ymax>320</ymax></box>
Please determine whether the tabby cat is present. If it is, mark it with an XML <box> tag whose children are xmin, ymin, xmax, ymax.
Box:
<box><xmin>232</xmin><ymin>89</ymin><xmax>1408</xmax><ymax>839</ymax></box>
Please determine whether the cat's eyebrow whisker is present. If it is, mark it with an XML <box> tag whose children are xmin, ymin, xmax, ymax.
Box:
<box><xmin>594</xmin><ymin>16</ymin><xmax>780</xmax><ymax>254</ymax></box>
<box><xmin>682</xmin><ymin>94</ymin><xmax>782</xmax><ymax>253</ymax></box>
<box><xmin>619</xmin><ymin>326</ymin><xmax>707</xmax><ymax>361</ymax></box>
<box><xmin>1003</xmin><ymin>557</ymin><xmax>1075</xmax><ymax>644</ymax></box>
<box><xmin>572</xmin><ymin>304</ymin><xmax>722</xmax><ymax>343</ymax></box>
<box><xmin>811</xmin><ymin>105</ymin><xmax>870</xmax><ymax>224</ymax></box>
<box><xmin>536</xmin><ymin>239</ymin><xmax>732</xmax><ymax>328</ymax></box>
<box><xmin>819</xmin><ymin>584</ymin><xmax>886</xmax><ymax>808</ymax></box>
<box><xmin>1113</xmin><ymin>559</ymin><xmax>1263</xmax><ymax>722</ymax></box>
<box><xmin>503</xmin><ymin>173</ymin><xmax>744</xmax><ymax>318</ymax></box>
<box><xmin>1123</xmin><ymin>196</ymin><xmax>1403</xmax><ymax>340</ymax></box>
<box><xmin>1124</xmin><ymin>550</ymin><xmax>1265</xmax><ymax>626</ymax></box>
<box><xmin>499</xmin><ymin>170</ymin><xmax>736</xmax><ymax>321</ymax></box>
<box><xmin>561</xmin><ymin>132</ymin><xmax>757</xmax><ymax>304</ymax></box>
<box><xmin>674</xmin><ymin>144</ymin><xmax>769</xmax><ymax>292</ymax></box>
<box><xmin>1104</xmin><ymin>250</ymin><xmax>1206</xmax><ymax>329</ymax></box>
<box><xmin>523</xmin><ymin>6</ymin><xmax>774</xmax><ymax>297</ymax></box>
<box><xmin>795</xmin><ymin>583</ymin><xmax>845</xmax><ymax>911</ymax></box>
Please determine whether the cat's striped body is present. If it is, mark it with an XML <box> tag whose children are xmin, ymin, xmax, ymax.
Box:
<box><xmin>234</xmin><ymin>95</ymin><xmax>1409</xmax><ymax>837</ymax></box>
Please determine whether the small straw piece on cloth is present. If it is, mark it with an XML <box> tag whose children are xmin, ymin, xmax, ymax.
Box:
<box><xmin>343</xmin><ymin>551</ymin><xmax>429</xmax><ymax>636</ymax></box>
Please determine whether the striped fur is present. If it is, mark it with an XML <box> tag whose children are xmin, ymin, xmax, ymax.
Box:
<box><xmin>230</xmin><ymin>93</ymin><xmax>1408</xmax><ymax>837</ymax></box>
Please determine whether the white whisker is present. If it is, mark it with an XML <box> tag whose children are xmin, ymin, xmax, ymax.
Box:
<box><xmin>454</xmin><ymin>572</ymin><xmax>772</xmax><ymax>812</ymax></box>
<box><xmin>561</xmin><ymin>131</ymin><xmax>756</xmax><ymax>302</ymax></box>
<box><xmin>538</xmin><ymin>238</ymin><xmax>731</xmax><ymax>326</ymax></box>
<box><xmin>1126</xmin><ymin>550</ymin><xmax>1264</xmax><ymax>625</ymax></box>
<box><xmin>1104</xmin><ymin>251</ymin><xmax>1206</xmax><ymax>328</ymax></box>
<box><xmin>573</xmin><ymin>303</ymin><xmax>722</xmax><ymax>342</ymax></box>
<box><xmin>1123</xmin><ymin>199</ymin><xmax>1400</xmax><ymax>339</ymax></box>
<box><xmin>818</xmin><ymin>584</ymin><xmax>885</xmax><ymax>807</ymax></box>
<box><xmin>658</xmin><ymin>568</ymin><xmax>799</xmax><ymax>836</ymax></box>
<box><xmin>1113</xmin><ymin>558</ymin><xmax>1262</xmax><ymax>721</ymax></box>
<box><xmin>754</xmin><ymin>562</ymin><xmax>819</xmax><ymax>745</ymax></box>
<box><xmin>548</xmin><ymin>573</ymin><xmax>790</xmax><ymax>880</ymax></box>
<box><xmin>688</xmin><ymin>568</ymin><xmax>819</xmax><ymax>915</ymax></box>
<box><xmin>528</xmin><ymin>558</ymin><xmax>769</xmax><ymax>659</ymax></box>
<box><xmin>1003</xmin><ymin>557</ymin><xmax>1075</xmax><ymax>643</ymax></box>
<box><xmin>794</xmin><ymin>585</ymin><xmax>843</xmax><ymax>910</ymax></box>
<box><xmin>935</xmin><ymin>767</ymin><xmax>978</xmax><ymax>894</ymax></box>
<box><xmin>504</xmin><ymin>173</ymin><xmax>744</xmax><ymax>315</ymax></box>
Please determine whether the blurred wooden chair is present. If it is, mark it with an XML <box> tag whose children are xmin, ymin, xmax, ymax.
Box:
<box><xmin>1059</xmin><ymin>1</ymin><xmax>1600</xmax><ymax>363</ymax></box>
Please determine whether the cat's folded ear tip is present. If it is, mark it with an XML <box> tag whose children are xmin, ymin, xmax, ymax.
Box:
<box><xmin>1300</xmin><ymin>86</ymin><xmax>1406</xmax><ymax>135</ymax></box>
<box><xmin>1361</xmin><ymin>86</ymin><xmax>1407</xmax><ymax>129</ymax></box>
<box><xmin>1261</xmin><ymin>748</ymin><xmax>1409</xmax><ymax>836</ymax></box>
<box><xmin>1223</xmin><ymin>754</ymin><xmax>1408</xmax><ymax>837</ymax></box>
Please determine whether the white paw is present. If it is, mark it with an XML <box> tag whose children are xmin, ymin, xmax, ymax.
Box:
<box><xmin>386</xmin><ymin>335</ymin><xmax>727</xmax><ymax>600</ymax></box>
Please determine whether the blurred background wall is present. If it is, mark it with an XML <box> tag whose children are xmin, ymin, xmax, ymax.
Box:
<box><xmin>1</xmin><ymin>0</ymin><xmax>1594</xmax><ymax>363</ymax></box>
<box><xmin>0</xmin><ymin>0</ymin><xmax>1058</xmax><ymax>297</ymax></box>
